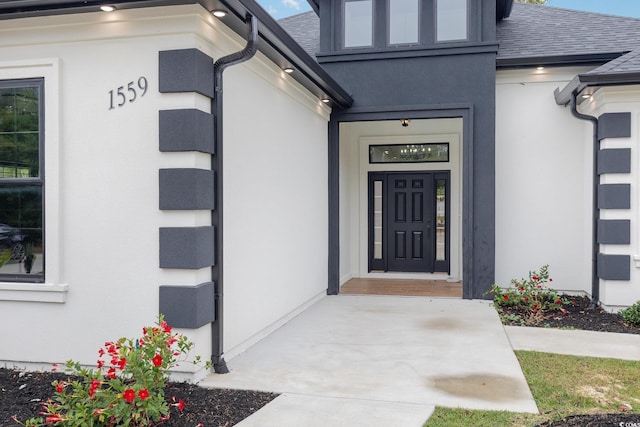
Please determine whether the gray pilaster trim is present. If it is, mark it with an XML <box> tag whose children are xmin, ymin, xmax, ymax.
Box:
<box><xmin>159</xmin><ymin>109</ymin><xmax>215</xmax><ymax>154</ymax></box>
<box><xmin>598</xmin><ymin>184</ymin><xmax>631</xmax><ymax>209</ymax></box>
<box><xmin>597</xmin><ymin>253</ymin><xmax>630</xmax><ymax>280</ymax></box>
<box><xmin>159</xmin><ymin>49</ymin><xmax>215</xmax><ymax>98</ymax></box>
<box><xmin>598</xmin><ymin>112</ymin><xmax>631</xmax><ymax>141</ymax></box>
<box><xmin>159</xmin><ymin>282</ymin><xmax>216</xmax><ymax>329</ymax></box>
<box><xmin>598</xmin><ymin>148</ymin><xmax>631</xmax><ymax>175</ymax></box>
<box><xmin>598</xmin><ymin>219</ymin><xmax>631</xmax><ymax>245</ymax></box>
<box><xmin>159</xmin><ymin>168</ymin><xmax>215</xmax><ymax>210</ymax></box>
<box><xmin>159</xmin><ymin>226</ymin><xmax>215</xmax><ymax>269</ymax></box>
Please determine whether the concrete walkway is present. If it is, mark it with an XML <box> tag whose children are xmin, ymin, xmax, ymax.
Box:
<box><xmin>505</xmin><ymin>325</ymin><xmax>640</xmax><ymax>360</ymax></box>
<box><xmin>200</xmin><ymin>296</ymin><xmax>538</xmax><ymax>426</ymax></box>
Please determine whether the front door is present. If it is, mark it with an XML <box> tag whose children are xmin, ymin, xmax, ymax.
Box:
<box><xmin>369</xmin><ymin>171</ymin><xmax>449</xmax><ymax>273</ymax></box>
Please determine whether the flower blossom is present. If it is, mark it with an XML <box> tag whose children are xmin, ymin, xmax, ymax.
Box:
<box><xmin>123</xmin><ymin>388</ymin><xmax>136</xmax><ymax>403</ymax></box>
<box><xmin>152</xmin><ymin>354</ymin><xmax>163</xmax><ymax>367</ymax></box>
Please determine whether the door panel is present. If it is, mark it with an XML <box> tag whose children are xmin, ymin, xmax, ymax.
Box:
<box><xmin>387</xmin><ymin>173</ymin><xmax>434</xmax><ymax>272</ymax></box>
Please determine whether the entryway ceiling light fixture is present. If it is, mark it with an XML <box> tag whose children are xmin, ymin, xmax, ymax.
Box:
<box><xmin>212</xmin><ymin>9</ymin><xmax>228</xmax><ymax>17</ymax></box>
<box><xmin>283</xmin><ymin>67</ymin><xmax>294</xmax><ymax>74</ymax></box>
<box><xmin>401</xmin><ymin>119</ymin><xmax>410</xmax><ymax>127</ymax></box>
<box><xmin>100</xmin><ymin>5</ymin><xmax>116</xmax><ymax>11</ymax></box>
<box><xmin>321</xmin><ymin>98</ymin><xmax>330</xmax><ymax>104</ymax></box>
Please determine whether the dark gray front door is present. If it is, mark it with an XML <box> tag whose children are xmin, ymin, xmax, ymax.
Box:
<box><xmin>387</xmin><ymin>173</ymin><xmax>433</xmax><ymax>272</ymax></box>
<box><xmin>368</xmin><ymin>171</ymin><xmax>449</xmax><ymax>273</ymax></box>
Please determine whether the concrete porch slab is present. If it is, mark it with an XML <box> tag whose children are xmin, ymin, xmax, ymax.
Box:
<box><xmin>200</xmin><ymin>295</ymin><xmax>538</xmax><ymax>425</ymax></box>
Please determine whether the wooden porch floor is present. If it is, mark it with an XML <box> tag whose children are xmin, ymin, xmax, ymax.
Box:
<box><xmin>340</xmin><ymin>277</ymin><xmax>462</xmax><ymax>298</ymax></box>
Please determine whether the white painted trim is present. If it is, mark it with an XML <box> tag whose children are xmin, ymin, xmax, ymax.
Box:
<box><xmin>0</xmin><ymin>58</ymin><xmax>61</xmax><ymax>301</ymax></box>
<box><xmin>0</xmin><ymin>283</ymin><xmax>68</xmax><ymax>303</ymax></box>
<box><xmin>223</xmin><ymin>291</ymin><xmax>326</xmax><ymax>361</ymax></box>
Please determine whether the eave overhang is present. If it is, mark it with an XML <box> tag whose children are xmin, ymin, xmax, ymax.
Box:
<box><xmin>0</xmin><ymin>0</ymin><xmax>353</xmax><ymax>109</ymax></box>
<box><xmin>555</xmin><ymin>71</ymin><xmax>640</xmax><ymax>106</ymax></box>
<box><xmin>497</xmin><ymin>52</ymin><xmax>627</xmax><ymax>69</ymax></box>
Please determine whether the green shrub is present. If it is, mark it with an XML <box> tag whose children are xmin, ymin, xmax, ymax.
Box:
<box><xmin>620</xmin><ymin>301</ymin><xmax>640</xmax><ymax>326</ymax></box>
<box><xmin>488</xmin><ymin>265</ymin><xmax>568</xmax><ymax>324</ymax></box>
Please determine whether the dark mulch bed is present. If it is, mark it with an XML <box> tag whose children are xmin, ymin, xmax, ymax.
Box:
<box><xmin>537</xmin><ymin>413</ymin><xmax>640</xmax><ymax>427</ymax></box>
<box><xmin>499</xmin><ymin>295</ymin><xmax>640</xmax><ymax>335</ymax></box>
<box><xmin>0</xmin><ymin>368</ymin><xmax>277</xmax><ymax>426</ymax></box>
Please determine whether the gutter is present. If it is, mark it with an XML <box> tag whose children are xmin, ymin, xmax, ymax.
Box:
<box><xmin>211</xmin><ymin>13</ymin><xmax>258</xmax><ymax>374</ymax></box>
<box><xmin>568</xmin><ymin>93</ymin><xmax>600</xmax><ymax>308</ymax></box>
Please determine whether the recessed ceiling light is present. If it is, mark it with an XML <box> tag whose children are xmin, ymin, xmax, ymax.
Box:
<box><xmin>536</xmin><ymin>66</ymin><xmax>545</xmax><ymax>71</ymax></box>
<box><xmin>581</xmin><ymin>93</ymin><xmax>591</xmax><ymax>99</ymax></box>
<box><xmin>284</xmin><ymin>67</ymin><xmax>294</xmax><ymax>74</ymax></box>
<box><xmin>321</xmin><ymin>98</ymin><xmax>330</xmax><ymax>104</ymax></box>
<box><xmin>212</xmin><ymin>9</ymin><xmax>227</xmax><ymax>17</ymax></box>
<box><xmin>100</xmin><ymin>5</ymin><xmax>116</xmax><ymax>12</ymax></box>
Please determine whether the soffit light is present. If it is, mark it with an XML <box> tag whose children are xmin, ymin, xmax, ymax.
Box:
<box><xmin>321</xmin><ymin>98</ymin><xmax>331</xmax><ymax>104</ymax></box>
<box><xmin>212</xmin><ymin>9</ymin><xmax>227</xmax><ymax>17</ymax></box>
<box><xmin>284</xmin><ymin>67</ymin><xmax>294</xmax><ymax>74</ymax></box>
<box><xmin>401</xmin><ymin>119</ymin><xmax>410</xmax><ymax>127</ymax></box>
<box><xmin>100</xmin><ymin>5</ymin><xmax>116</xmax><ymax>12</ymax></box>
<box><xmin>536</xmin><ymin>66</ymin><xmax>545</xmax><ymax>71</ymax></box>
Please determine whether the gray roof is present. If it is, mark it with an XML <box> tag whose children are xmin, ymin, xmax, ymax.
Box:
<box><xmin>587</xmin><ymin>49</ymin><xmax>640</xmax><ymax>75</ymax></box>
<box><xmin>280</xmin><ymin>4</ymin><xmax>640</xmax><ymax>67</ymax></box>
<box><xmin>497</xmin><ymin>3</ymin><xmax>640</xmax><ymax>65</ymax></box>
<box><xmin>278</xmin><ymin>11</ymin><xmax>319</xmax><ymax>58</ymax></box>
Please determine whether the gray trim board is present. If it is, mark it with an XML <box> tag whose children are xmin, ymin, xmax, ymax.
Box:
<box><xmin>598</xmin><ymin>220</ymin><xmax>631</xmax><ymax>245</ymax></box>
<box><xmin>597</xmin><ymin>253</ymin><xmax>630</xmax><ymax>280</ymax></box>
<box><xmin>159</xmin><ymin>109</ymin><xmax>215</xmax><ymax>154</ymax></box>
<box><xmin>159</xmin><ymin>226</ymin><xmax>215</xmax><ymax>269</ymax></box>
<box><xmin>598</xmin><ymin>184</ymin><xmax>631</xmax><ymax>209</ymax></box>
<box><xmin>159</xmin><ymin>282</ymin><xmax>216</xmax><ymax>329</ymax></box>
<box><xmin>598</xmin><ymin>112</ymin><xmax>631</xmax><ymax>140</ymax></box>
<box><xmin>159</xmin><ymin>168</ymin><xmax>215</xmax><ymax>210</ymax></box>
<box><xmin>159</xmin><ymin>49</ymin><xmax>215</xmax><ymax>98</ymax></box>
<box><xmin>598</xmin><ymin>148</ymin><xmax>631</xmax><ymax>175</ymax></box>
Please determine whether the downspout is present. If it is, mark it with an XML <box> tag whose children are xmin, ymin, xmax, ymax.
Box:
<box><xmin>570</xmin><ymin>93</ymin><xmax>600</xmax><ymax>307</ymax></box>
<box><xmin>211</xmin><ymin>14</ymin><xmax>258</xmax><ymax>374</ymax></box>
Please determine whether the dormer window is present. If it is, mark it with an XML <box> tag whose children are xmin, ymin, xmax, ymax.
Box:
<box><xmin>388</xmin><ymin>0</ymin><xmax>419</xmax><ymax>45</ymax></box>
<box><xmin>339</xmin><ymin>0</ymin><xmax>470</xmax><ymax>50</ymax></box>
<box><xmin>436</xmin><ymin>0</ymin><xmax>468</xmax><ymax>41</ymax></box>
<box><xmin>344</xmin><ymin>0</ymin><xmax>373</xmax><ymax>47</ymax></box>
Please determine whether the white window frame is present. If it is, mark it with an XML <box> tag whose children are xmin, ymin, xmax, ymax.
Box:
<box><xmin>0</xmin><ymin>58</ymin><xmax>67</xmax><ymax>303</ymax></box>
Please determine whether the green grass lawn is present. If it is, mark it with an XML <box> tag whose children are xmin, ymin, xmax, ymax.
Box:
<box><xmin>424</xmin><ymin>351</ymin><xmax>640</xmax><ymax>427</ymax></box>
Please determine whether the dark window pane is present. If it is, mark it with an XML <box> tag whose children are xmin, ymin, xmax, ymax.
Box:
<box><xmin>0</xmin><ymin>78</ymin><xmax>43</xmax><ymax>281</ymax></box>
<box><xmin>0</xmin><ymin>86</ymin><xmax>40</xmax><ymax>178</ymax></box>
<box><xmin>369</xmin><ymin>143</ymin><xmax>449</xmax><ymax>163</ymax></box>
<box><xmin>0</xmin><ymin>185</ymin><xmax>43</xmax><ymax>277</ymax></box>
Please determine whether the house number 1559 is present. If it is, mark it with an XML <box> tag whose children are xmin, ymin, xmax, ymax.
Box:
<box><xmin>108</xmin><ymin>77</ymin><xmax>148</xmax><ymax>110</ymax></box>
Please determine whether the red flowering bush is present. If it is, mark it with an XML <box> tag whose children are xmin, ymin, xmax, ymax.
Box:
<box><xmin>488</xmin><ymin>265</ymin><xmax>568</xmax><ymax>324</ymax></box>
<box><xmin>16</xmin><ymin>315</ymin><xmax>209</xmax><ymax>427</ymax></box>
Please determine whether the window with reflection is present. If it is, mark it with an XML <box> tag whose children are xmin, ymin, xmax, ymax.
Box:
<box><xmin>436</xmin><ymin>0</ymin><xmax>468</xmax><ymax>41</ymax></box>
<box><xmin>0</xmin><ymin>79</ymin><xmax>44</xmax><ymax>281</ymax></box>
<box><xmin>369</xmin><ymin>143</ymin><xmax>449</xmax><ymax>163</ymax></box>
<box><xmin>344</xmin><ymin>0</ymin><xmax>373</xmax><ymax>47</ymax></box>
<box><xmin>388</xmin><ymin>0</ymin><xmax>419</xmax><ymax>45</ymax></box>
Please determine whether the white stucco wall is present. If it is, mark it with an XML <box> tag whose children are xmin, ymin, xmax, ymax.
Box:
<box><xmin>0</xmin><ymin>5</ymin><xmax>331</xmax><ymax>370</ymax></box>
<box><xmin>583</xmin><ymin>86</ymin><xmax>640</xmax><ymax>307</ymax></box>
<box><xmin>495</xmin><ymin>68</ymin><xmax>593</xmax><ymax>294</ymax></box>
<box><xmin>222</xmin><ymin>42</ymin><xmax>330</xmax><ymax>356</ymax></box>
